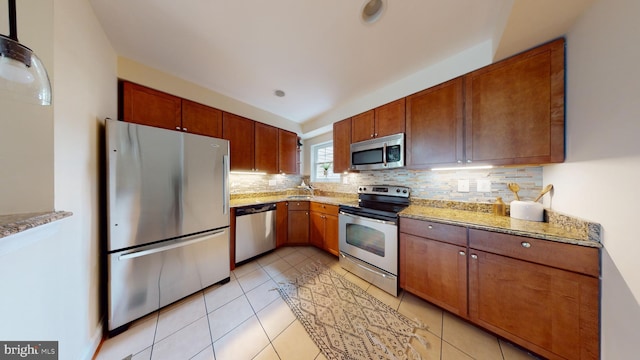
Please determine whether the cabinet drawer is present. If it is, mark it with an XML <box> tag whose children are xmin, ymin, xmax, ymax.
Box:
<box><xmin>310</xmin><ymin>202</ymin><xmax>338</xmax><ymax>215</ymax></box>
<box><xmin>468</xmin><ymin>229</ymin><xmax>600</xmax><ymax>277</ymax></box>
<box><xmin>287</xmin><ymin>201</ymin><xmax>309</xmax><ymax>211</ymax></box>
<box><xmin>400</xmin><ymin>218</ymin><xmax>467</xmax><ymax>247</ymax></box>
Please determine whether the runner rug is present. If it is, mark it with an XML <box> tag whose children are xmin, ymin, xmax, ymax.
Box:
<box><xmin>275</xmin><ymin>261</ymin><xmax>428</xmax><ymax>360</ymax></box>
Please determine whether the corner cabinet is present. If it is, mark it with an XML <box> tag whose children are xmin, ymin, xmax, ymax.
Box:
<box><xmin>333</xmin><ymin>118</ymin><xmax>352</xmax><ymax>173</ymax></box>
<box><xmin>464</xmin><ymin>38</ymin><xmax>565</xmax><ymax>165</ymax></box>
<box><xmin>399</xmin><ymin>218</ymin><xmax>468</xmax><ymax>317</ymax></box>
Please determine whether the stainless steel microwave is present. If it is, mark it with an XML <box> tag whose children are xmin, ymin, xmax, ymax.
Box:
<box><xmin>350</xmin><ymin>133</ymin><xmax>405</xmax><ymax>170</ymax></box>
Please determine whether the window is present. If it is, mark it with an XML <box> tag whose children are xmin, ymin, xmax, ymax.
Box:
<box><xmin>311</xmin><ymin>141</ymin><xmax>340</xmax><ymax>182</ymax></box>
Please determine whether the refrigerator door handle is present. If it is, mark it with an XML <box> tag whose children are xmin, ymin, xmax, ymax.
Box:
<box><xmin>223</xmin><ymin>154</ymin><xmax>230</xmax><ymax>215</ymax></box>
<box><xmin>118</xmin><ymin>229</ymin><xmax>226</xmax><ymax>260</ymax></box>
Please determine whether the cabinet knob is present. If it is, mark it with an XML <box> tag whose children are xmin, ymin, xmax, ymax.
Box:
<box><xmin>175</xmin><ymin>126</ymin><xmax>181</xmax><ymax>130</ymax></box>
<box><xmin>466</xmin><ymin>159</ymin><xmax>472</xmax><ymax>163</ymax></box>
<box><xmin>305</xmin><ymin>212</ymin><xmax>309</xmax><ymax>215</ymax></box>
<box><xmin>427</xmin><ymin>225</ymin><xmax>433</xmax><ymax>229</ymax></box>
<box><xmin>471</xmin><ymin>254</ymin><xmax>478</xmax><ymax>259</ymax></box>
<box><xmin>458</xmin><ymin>251</ymin><xmax>466</xmax><ymax>256</ymax></box>
<box><xmin>183</xmin><ymin>127</ymin><xmax>188</xmax><ymax>132</ymax></box>
<box><xmin>521</xmin><ymin>242</ymin><xmax>531</xmax><ymax>248</ymax></box>
<box><xmin>285</xmin><ymin>203</ymin><xmax>288</xmax><ymax>206</ymax></box>
<box><xmin>374</xmin><ymin>133</ymin><xmax>378</xmax><ymax>137</ymax></box>
<box><xmin>370</xmin><ymin>134</ymin><xmax>374</xmax><ymax>138</ymax></box>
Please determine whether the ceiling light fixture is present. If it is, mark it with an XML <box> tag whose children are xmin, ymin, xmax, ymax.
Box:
<box><xmin>361</xmin><ymin>0</ymin><xmax>386</xmax><ymax>24</ymax></box>
<box><xmin>274</xmin><ymin>89</ymin><xmax>285</xmax><ymax>97</ymax></box>
<box><xmin>0</xmin><ymin>0</ymin><xmax>51</xmax><ymax>106</ymax></box>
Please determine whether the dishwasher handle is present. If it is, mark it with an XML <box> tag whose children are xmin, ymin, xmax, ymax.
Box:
<box><xmin>235</xmin><ymin>203</ymin><xmax>277</xmax><ymax>216</ymax></box>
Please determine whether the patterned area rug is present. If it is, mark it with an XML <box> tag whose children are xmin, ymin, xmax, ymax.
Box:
<box><xmin>276</xmin><ymin>261</ymin><xmax>428</xmax><ymax>360</ymax></box>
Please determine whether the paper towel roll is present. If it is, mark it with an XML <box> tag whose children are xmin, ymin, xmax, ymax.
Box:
<box><xmin>510</xmin><ymin>201</ymin><xmax>544</xmax><ymax>221</ymax></box>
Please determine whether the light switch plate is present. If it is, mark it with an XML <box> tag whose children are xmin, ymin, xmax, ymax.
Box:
<box><xmin>477</xmin><ymin>179</ymin><xmax>491</xmax><ymax>192</ymax></box>
<box><xmin>458</xmin><ymin>179</ymin><xmax>470</xmax><ymax>192</ymax></box>
<box><xmin>268</xmin><ymin>179</ymin><xmax>277</xmax><ymax>186</ymax></box>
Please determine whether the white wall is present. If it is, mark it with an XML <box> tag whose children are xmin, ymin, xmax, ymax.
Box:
<box><xmin>0</xmin><ymin>1</ymin><xmax>116</xmax><ymax>359</ymax></box>
<box><xmin>543</xmin><ymin>0</ymin><xmax>640</xmax><ymax>358</ymax></box>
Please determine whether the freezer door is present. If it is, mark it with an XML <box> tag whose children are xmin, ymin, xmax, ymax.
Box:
<box><xmin>108</xmin><ymin>228</ymin><xmax>230</xmax><ymax>331</ymax></box>
<box><xmin>107</xmin><ymin>119</ymin><xmax>230</xmax><ymax>250</ymax></box>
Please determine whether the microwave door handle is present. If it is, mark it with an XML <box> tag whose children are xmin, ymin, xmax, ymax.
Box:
<box><xmin>383</xmin><ymin>142</ymin><xmax>387</xmax><ymax>166</ymax></box>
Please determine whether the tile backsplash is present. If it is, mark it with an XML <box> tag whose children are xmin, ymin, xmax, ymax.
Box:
<box><xmin>230</xmin><ymin>167</ymin><xmax>543</xmax><ymax>204</ymax></box>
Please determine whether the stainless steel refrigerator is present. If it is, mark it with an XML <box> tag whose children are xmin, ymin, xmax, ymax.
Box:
<box><xmin>106</xmin><ymin>119</ymin><xmax>230</xmax><ymax>334</ymax></box>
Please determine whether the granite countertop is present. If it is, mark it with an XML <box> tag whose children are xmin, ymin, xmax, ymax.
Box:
<box><xmin>0</xmin><ymin>211</ymin><xmax>73</xmax><ymax>239</ymax></box>
<box><xmin>400</xmin><ymin>205</ymin><xmax>601</xmax><ymax>248</ymax></box>
<box><xmin>231</xmin><ymin>191</ymin><xmax>601</xmax><ymax>248</ymax></box>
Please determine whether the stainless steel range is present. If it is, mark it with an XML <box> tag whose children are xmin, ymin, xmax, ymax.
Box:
<box><xmin>338</xmin><ymin>185</ymin><xmax>410</xmax><ymax>296</ymax></box>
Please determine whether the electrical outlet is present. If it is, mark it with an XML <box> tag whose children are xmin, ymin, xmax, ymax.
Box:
<box><xmin>477</xmin><ymin>179</ymin><xmax>491</xmax><ymax>192</ymax></box>
<box><xmin>342</xmin><ymin>176</ymin><xmax>349</xmax><ymax>184</ymax></box>
<box><xmin>458</xmin><ymin>179</ymin><xmax>470</xmax><ymax>192</ymax></box>
<box><xmin>268</xmin><ymin>179</ymin><xmax>277</xmax><ymax>186</ymax></box>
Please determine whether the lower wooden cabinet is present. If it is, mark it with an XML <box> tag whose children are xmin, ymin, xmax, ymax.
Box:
<box><xmin>468</xmin><ymin>229</ymin><xmax>599</xmax><ymax>360</ymax></box>
<box><xmin>399</xmin><ymin>218</ymin><xmax>600</xmax><ymax>360</ymax></box>
<box><xmin>276</xmin><ymin>202</ymin><xmax>288</xmax><ymax>247</ymax></box>
<box><xmin>287</xmin><ymin>201</ymin><xmax>309</xmax><ymax>245</ymax></box>
<box><xmin>309</xmin><ymin>202</ymin><xmax>339</xmax><ymax>256</ymax></box>
<box><xmin>399</xmin><ymin>218</ymin><xmax>468</xmax><ymax>317</ymax></box>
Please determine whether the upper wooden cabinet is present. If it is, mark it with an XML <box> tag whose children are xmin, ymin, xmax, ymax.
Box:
<box><xmin>464</xmin><ymin>38</ymin><xmax>565</xmax><ymax>165</ymax></box>
<box><xmin>351</xmin><ymin>98</ymin><xmax>405</xmax><ymax>142</ymax></box>
<box><xmin>254</xmin><ymin>122</ymin><xmax>279</xmax><ymax>174</ymax></box>
<box><xmin>333</xmin><ymin>118</ymin><xmax>352</xmax><ymax>173</ymax></box>
<box><xmin>222</xmin><ymin>113</ymin><xmax>255</xmax><ymax>171</ymax></box>
<box><xmin>181</xmin><ymin>99</ymin><xmax>223</xmax><ymax>137</ymax></box>
<box><xmin>406</xmin><ymin>78</ymin><xmax>464</xmax><ymax>168</ymax></box>
<box><xmin>278</xmin><ymin>129</ymin><xmax>298</xmax><ymax>174</ymax></box>
<box><xmin>120</xmin><ymin>81</ymin><xmax>182</xmax><ymax>131</ymax></box>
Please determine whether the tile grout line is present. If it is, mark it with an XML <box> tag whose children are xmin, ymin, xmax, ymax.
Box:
<box><xmin>201</xmin><ymin>289</ymin><xmax>218</xmax><ymax>360</ymax></box>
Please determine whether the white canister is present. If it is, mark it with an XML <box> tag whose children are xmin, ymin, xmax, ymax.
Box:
<box><xmin>510</xmin><ymin>200</ymin><xmax>544</xmax><ymax>222</ymax></box>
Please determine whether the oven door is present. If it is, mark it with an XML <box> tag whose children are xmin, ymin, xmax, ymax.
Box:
<box><xmin>338</xmin><ymin>211</ymin><xmax>398</xmax><ymax>275</ymax></box>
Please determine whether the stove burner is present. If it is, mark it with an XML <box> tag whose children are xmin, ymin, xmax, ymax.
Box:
<box><xmin>339</xmin><ymin>185</ymin><xmax>410</xmax><ymax>221</ymax></box>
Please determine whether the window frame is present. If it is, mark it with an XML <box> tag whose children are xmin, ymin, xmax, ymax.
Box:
<box><xmin>310</xmin><ymin>140</ymin><xmax>340</xmax><ymax>183</ymax></box>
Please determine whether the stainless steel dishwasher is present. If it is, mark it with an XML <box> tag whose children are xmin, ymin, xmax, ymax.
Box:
<box><xmin>235</xmin><ymin>203</ymin><xmax>277</xmax><ymax>264</ymax></box>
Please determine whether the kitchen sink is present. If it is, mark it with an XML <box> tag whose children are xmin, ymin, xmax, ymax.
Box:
<box><xmin>286</xmin><ymin>195</ymin><xmax>313</xmax><ymax>200</ymax></box>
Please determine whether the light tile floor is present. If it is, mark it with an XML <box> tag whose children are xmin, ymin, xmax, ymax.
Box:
<box><xmin>96</xmin><ymin>246</ymin><xmax>539</xmax><ymax>360</ymax></box>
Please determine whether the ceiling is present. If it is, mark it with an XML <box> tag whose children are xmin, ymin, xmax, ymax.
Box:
<box><xmin>90</xmin><ymin>0</ymin><xmax>594</xmax><ymax>131</ymax></box>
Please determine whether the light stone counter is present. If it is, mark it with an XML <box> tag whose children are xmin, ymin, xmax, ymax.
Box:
<box><xmin>0</xmin><ymin>211</ymin><xmax>73</xmax><ymax>239</ymax></box>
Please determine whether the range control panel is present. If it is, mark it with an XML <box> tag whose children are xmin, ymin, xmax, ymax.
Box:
<box><xmin>357</xmin><ymin>185</ymin><xmax>410</xmax><ymax>198</ymax></box>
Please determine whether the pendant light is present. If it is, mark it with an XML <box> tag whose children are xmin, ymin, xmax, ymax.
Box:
<box><xmin>0</xmin><ymin>0</ymin><xmax>51</xmax><ymax>106</ymax></box>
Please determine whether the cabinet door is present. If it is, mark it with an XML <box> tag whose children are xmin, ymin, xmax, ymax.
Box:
<box><xmin>468</xmin><ymin>250</ymin><xmax>599</xmax><ymax>360</ymax></box>
<box><xmin>254</xmin><ymin>122</ymin><xmax>278</xmax><ymax>174</ymax></box>
<box><xmin>465</xmin><ymin>38</ymin><xmax>565</xmax><ymax>165</ymax></box>
<box><xmin>400</xmin><ymin>233</ymin><xmax>468</xmax><ymax>317</ymax></box>
<box><xmin>333</xmin><ymin>118</ymin><xmax>352</xmax><ymax>173</ymax></box>
<box><xmin>287</xmin><ymin>210</ymin><xmax>309</xmax><ymax>244</ymax></box>
<box><xmin>222</xmin><ymin>113</ymin><xmax>255</xmax><ymax>171</ymax></box>
<box><xmin>406</xmin><ymin>78</ymin><xmax>464</xmax><ymax>168</ymax></box>
<box><xmin>121</xmin><ymin>81</ymin><xmax>181</xmax><ymax>131</ymax></box>
<box><xmin>374</xmin><ymin>98</ymin><xmax>406</xmax><ymax>138</ymax></box>
<box><xmin>324</xmin><ymin>214</ymin><xmax>339</xmax><ymax>256</ymax></box>
<box><xmin>278</xmin><ymin>129</ymin><xmax>298</xmax><ymax>174</ymax></box>
<box><xmin>309</xmin><ymin>211</ymin><xmax>325</xmax><ymax>249</ymax></box>
<box><xmin>181</xmin><ymin>99</ymin><xmax>223</xmax><ymax>137</ymax></box>
<box><xmin>351</xmin><ymin>110</ymin><xmax>375</xmax><ymax>143</ymax></box>
<box><xmin>276</xmin><ymin>202</ymin><xmax>288</xmax><ymax>248</ymax></box>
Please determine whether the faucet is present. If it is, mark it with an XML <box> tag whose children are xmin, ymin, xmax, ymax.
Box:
<box><xmin>298</xmin><ymin>183</ymin><xmax>314</xmax><ymax>197</ymax></box>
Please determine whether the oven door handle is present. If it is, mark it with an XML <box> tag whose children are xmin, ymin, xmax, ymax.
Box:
<box><xmin>341</xmin><ymin>253</ymin><xmax>390</xmax><ymax>278</ymax></box>
<box><xmin>339</xmin><ymin>211</ymin><xmax>397</xmax><ymax>225</ymax></box>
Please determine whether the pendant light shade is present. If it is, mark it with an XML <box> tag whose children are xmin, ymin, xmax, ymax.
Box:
<box><xmin>0</xmin><ymin>0</ymin><xmax>52</xmax><ymax>106</ymax></box>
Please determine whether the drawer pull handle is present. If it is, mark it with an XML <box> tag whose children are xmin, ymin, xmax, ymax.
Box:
<box><xmin>521</xmin><ymin>242</ymin><xmax>531</xmax><ymax>248</ymax></box>
<box><xmin>428</xmin><ymin>225</ymin><xmax>433</xmax><ymax>229</ymax></box>
<box><xmin>458</xmin><ymin>251</ymin><xmax>466</xmax><ymax>256</ymax></box>
<box><xmin>471</xmin><ymin>254</ymin><xmax>478</xmax><ymax>260</ymax></box>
